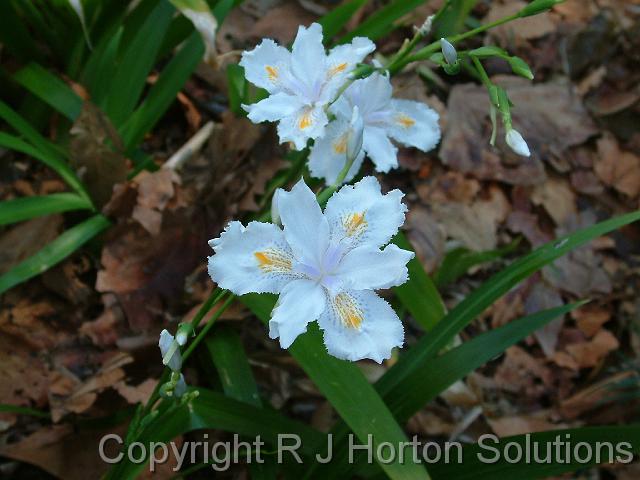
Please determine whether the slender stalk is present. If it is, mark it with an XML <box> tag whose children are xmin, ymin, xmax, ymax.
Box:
<box><xmin>389</xmin><ymin>13</ymin><xmax>520</xmax><ymax>74</ymax></box>
<box><xmin>143</xmin><ymin>288</ymin><xmax>226</xmax><ymax>413</ymax></box>
<box><xmin>183</xmin><ymin>294</ymin><xmax>235</xmax><ymax>360</ymax></box>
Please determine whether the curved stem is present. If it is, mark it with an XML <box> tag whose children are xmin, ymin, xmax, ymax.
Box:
<box><xmin>389</xmin><ymin>13</ymin><xmax>520</xmax><ymax>74</ymax></box>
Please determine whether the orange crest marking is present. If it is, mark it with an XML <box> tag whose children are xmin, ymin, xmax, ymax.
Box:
<box><xmin>254</xmin><ymin>249</ymin><xmax>291</xmax><ymax>272</ymax></box>
<box><xmin>334</xmin><ymin>293</ymin><xmax>363</xmax><ymax>329</ymax></box>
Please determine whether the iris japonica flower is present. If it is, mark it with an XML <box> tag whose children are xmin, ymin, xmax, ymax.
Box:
<box><xmin>309</xmin><ymin>73</ymin><xmax>441</xmax><ymax>184</ymax></box>
<box><xmin>207</xmin><ymin>176</ymin><xmax>414</xmax><ymax>362</ymax></box>
<box><xmin>240</xmin><ymin>23</ymin><xmax>375</xmax><ymax>150</ymax></box>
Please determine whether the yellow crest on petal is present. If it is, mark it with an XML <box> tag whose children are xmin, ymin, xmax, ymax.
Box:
<box><xmin>334</xmin><ymin>293</ymin><xmax>363</xmax><ymax>330</ymax></box>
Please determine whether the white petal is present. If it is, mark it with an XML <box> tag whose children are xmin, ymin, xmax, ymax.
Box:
<box><xmin>276</xmin><ymin>105</ymin><xmax>328</xmax><ymax>150</ymax></box>
<box><xmin>363</xmin><ymin>126</ymin><xmax>398</xmax><ymax>172</ymax></box>
<box><xmin>324</xmin><ymin>176</ymin><xmax>408</xmax><ymax>249</ymax></box>
<box><xmin>243</xmin><ymin>92</ymin><xmax>303</xmax><ymax>123</ymax></box>
<box><xmin>239</xmin><ymin>38</ymin><xmax>291</xmax><ymax>93</ymax></box>
<box><xmin>318</xmin><ymin>290</ymin><xmax>404</xmax><ymax>363</ymax></box>
<box><xmin>506</xmin><ymin>129</ymin><xmax>531</xmax><ymax>157</ymax></box>
<box><xmin>323</xmin><ymin>37</ymin><xmax>376</xmax><ymax>100</ymax></box>
<box><xmin>308</xmin><ymin>117</ymin><xmax>364</xmax><ymax>184</ymax></box>
<box><xmin>159</xmin><ymin>329</ymin><xmax>182</xmax><ymax>371</ymax></box>
<box><xmin>343</xmin><ymin>73</ymin><xmax>393</xmax><ymax>118</ymax></box>
<box><xmin>208</xmin><ymin>221</ymin><xmax>297</xmax><ymax>295</ymax></box>
<box><xmin>276</xmin><ymin>179</ymin><xmax>330</xmax><ymax>267</ymax></box>
<box><xmin>387</xmin><ymin>99</ymin><xmax>441</xmax><ymax>152</ymax></box>
<box><xmin>335</xmin><ymin>244</ymin><xmax>414</xmax><ymax>290</ymax></box>
<box><xmin>269</xmin><ymin>279</ymin><xmax>326</xmax><ymax>349</ymax></box>
<box><xmin>290</xmin><ymin>23</ymin><xmax>327</xmax><ymax>88</ymax></box>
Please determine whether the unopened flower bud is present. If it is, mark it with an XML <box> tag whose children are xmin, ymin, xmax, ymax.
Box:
<box><xmin>440</xmin><ymin>38</ymin><xmax>458</xmax><ymax>66</ymax></box>
<box><xmin>505</xmin><ymin>128</ymin><xmax>531</xmax><ymax>157</ymax></box>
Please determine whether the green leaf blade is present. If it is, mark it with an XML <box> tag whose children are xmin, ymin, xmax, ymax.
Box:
<box><xmin>0</xmin><ymin>214</ymin><xmax>110</xmax><ymax>294</ymax></box>
<box><xmin>0</xmin><ymin>193</ymin><xmax>92</xmax><ymax>226</ymax></box>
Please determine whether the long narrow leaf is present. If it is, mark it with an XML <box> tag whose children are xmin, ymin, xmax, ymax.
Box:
<box><xmin>0</xmin><ymin>100</ymin><xmax>65</xmax><ymax>160</ymax></box>
<box><xmin>204</xmin><ymin>327</ymin><xmax>261</xmax><ymax>407</ymax></box>
<box><xmin>13</xmin><ymin>63</ymin><xmax>83</xmax><ymax>121</ymax></box>
<box><xmin>106</xmin><ymin>388</ymin><xmax>326</xmax><ymax>479</ymax></box>
<box><xmin>319</xmin><ymin>0</ymin><xmax>368</xmax><ymax>41</ymax></box>
<box><xmin>394</xmin><ymin>232</ymin><xmax>446</xmax><ymax>331</ymax></box>
<box><xmin>104</xmin><ymin>1</ymin><xmax>174</xmax><ymax>126</ymax></box>
<box><xmin>241</xmin><ymin>294</ymin><xmax>431</xmax><ymax>480</ymax></box>
<box><xmin>0</xmin><ymin>193</ymin><xmax>92</xmax><ymax>226</ymax></box>
<box><xmin>0</xmin><ymin>131</ymin><xmax>89</xmax><ymax>201</ymax></box>
<box><xmin>340</xmin><ymin>0</ymin><xmax>432</xmax><ymax>42</ymax></box>
<box><xmin>0</xmin><ymin>214</ymin><xmax>110</xmax><ymax>294</ymax></box>
<box><xmin>381</xmin><ymin>210</ymin><xmax>640</xmax><ymax>400</ymax></box>
<box><xmin>430</xmin><ymin>426</ymin><xmax>640</xmax><ymax>480</ymax></box>
<box><xmin>120</xmin><ymin>32</ymin><xmax>204</xmax><ymax>150</ymax></box>
<box><xmin>385</xmin><ymin>301</ymin><xmax>585</xmax><ymax>421</ymax></box>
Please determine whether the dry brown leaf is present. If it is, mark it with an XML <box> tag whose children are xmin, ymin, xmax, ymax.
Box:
<box><xmin>0</xmin><ymin>423</ymin><xmax>126</xmax><ymax>480</ymax></box>
<box><xmin>405</xmin><ymin>208</ymin><xmax>446</xmax><ymax>273</ymax></box>
<box><xmin>565</xmin><ymin>329</ymin><xmax>619</xmax><ymax>368</ymax></box>
<box><xmin>432</xmin><ymin>186</ymin><xmax>510</xmax><ymax>251</ymax></box>
<box><xmin>531</xmin><ymin>177</ymin><xmax>577</xmax><ymax>225</ymax></box>
<box><xmin>0</xmin><ymin>336</ymin><xmax>50</xmax><ymax>426</ymax></box>
<box><xmin>69</xmin><ymin>102</ymin><xmax>127</xmax><ymax>208</ymax></box>
<box><xmin>560</xmin><ymin>371</ymin><xmax>636</xmax><ymax>418</ymax></box>
<box><xmin>494</xmin><ymin>346</ymin><xmax>553</xmax><ymax>396</ymax></box>
<box><xmin>441</xmin><ymin>78</ymin><xmax>597</xmax><ymax>185</ymax></box>
<box><xmin>114</xmin><ymin>378</ymin><xmax>157</xmax><ymax>404</ymax></box>
<box><xmin>524</xmin><ymin>283</ymin><xmax>564</xmax><ymax>357</ymax></box>
<box><xmin>487</xmin><ymin>1</ymin><xmax>555</xmax><ymax>43</ymax></box>
<box><xmin>595</xmin><ymin>133</ymin><xmax>640</xmax><ymax>198</ymax></box>
<box><xmin>572</xmin><ymin>305</ymin><xmax>611</xmax><ymax>337</ymax></box>
<box><xmin>487</xmin><ymin>412</ymin><xmax>563</xmax><ymax>437</ymax></box>
<box><xmin>49</xmin><ymin>352</ymin><xmax>132</xmax><ymax>422</ymax></box>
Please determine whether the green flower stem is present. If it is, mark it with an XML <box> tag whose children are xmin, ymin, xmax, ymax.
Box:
<box><xmin>182</xmin><ymin>294</ymin><xmax>236</xmax><ymax>361</ymax></box>
<box><xmin>143</xmin><ymin>288</ymin><xmax>228</xmax><ymax>413</ymax></box>
<box><xmin>389</xmin><ymin>12</ymin><xmax>520</xmax><ymax>74</ymax></box>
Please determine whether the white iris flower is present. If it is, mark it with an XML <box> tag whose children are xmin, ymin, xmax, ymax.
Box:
<box><xmin>207</xmin><ymin>176</ymin><xmax>414</xmax><ymax>362</ymax></box>
<box><xmin>240</xmin><ymin>23</ymin><xmax>375</xmax><ymax>150</ymax></box>
<box><xmin>309</xmin><ymin>73</ymin><xmax>441</xmax><ymax>184</ymax></box>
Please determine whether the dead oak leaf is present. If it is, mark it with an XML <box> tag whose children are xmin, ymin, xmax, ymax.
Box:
<box><xmin>48</xmin><ymin>352</ymin><xmax>132</xmax><ymax>422</ymax></box>
<box><xmin>432</xmin><ymin>186</ymin><xmax>510</xmax><ymax>251</ymax></box>
<box><xmin>565</xmin><ymin>329</ymin><xmax>619</xmax><ymax>368</ymax></box>
<box><xmin>595</xmin><ymin>133</ymin><xmax>640</xmax><ymax>197</ymax></box>
<box><xmin>441</xmin><ymin>78</ymin><xmax>597</xmax><ymax>185</ymax></box>
<box><xmin>69</xmin><ymin>102</ymin><xmax>127</xmax><ymax>208</ymax></box>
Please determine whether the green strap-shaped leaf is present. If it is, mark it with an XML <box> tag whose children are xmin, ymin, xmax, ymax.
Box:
<box><xmin>430</xmin><ymin>426</ymin><xmax>640</xmax><ymax>480</ymax></box>
<box><xmin>14</xmin><ymin>63</ymin><xmax>84</xmax><ymax>121</ymax></box>
<box><xmin>105</xmin><ymin>388</ymin><xmax>326</xmax><ymax>479</ymax></box>
<box><xmin>318</xmin><ymin>0</ymin><xmax>368</xmax><ymax>41</ymax></box>
<box><xmin>120</xmin><ymin>31</ymin><xmax>204</xmax><ymax>150</ymax></box>
<box><xmin>0</xmin><ymin>100</ymin><xmax>66</xmax><ymax>160</ymax></box>
<box><xmin>308</xmin><ymin>302</ymin><xmax>584</xmax><ymax>478</ymax></box>
<box><xmin>204</xmin><ymin>327</ymin><xmax>261</xmax><ymax>407</ymax></box>
<box><xmin>104</xmin><ymin>0</ymin><xmax>175</xmax><ymax>126</ymax></box>
<box><xmin>339</xmin><ymin>0</ymin><xmax>432</xmax><ymax>42</ymax></box>
<box><xmin>307</xmin><ymin>211</ymin><xmax>640</xmax><ymax>477</ymax></box>
<box><xmin>0</xmin><ymin>193</ymin><xmax>92</xmax><ymax>226</ymax></box>
<box><xmin>393</xmin><ymin>232</ymin><xmax>446</xmax><ymax>331</ymax></box>
<box><xmin>381</xmin><ymin>210</ymin><xmax>640</xmax><ymax>401</ymax></box>
<box><xmin>241</xmin><ymin>294</ymin><xmax>431</xmax><ymax>480</ymax></box>
<box><xmin>0</xmin><ymin>214</ymin><xmax>110</xmax><ymax>294</ymax></box>
<box><xmin>0</xmin><ymin>131</ymin><xmax>90</xmax><ymax>202</ymax></box>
